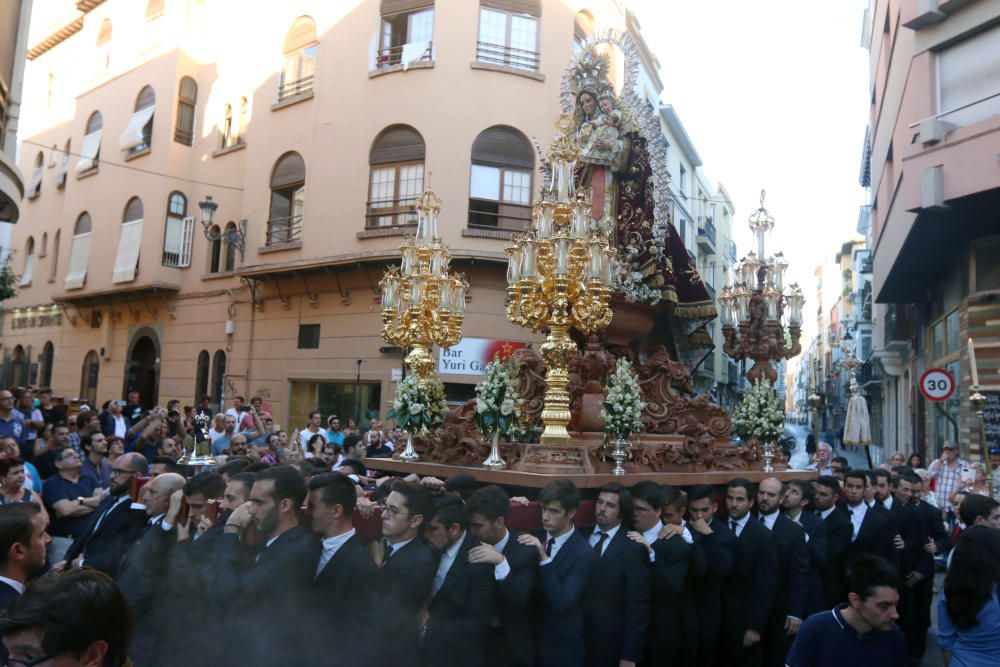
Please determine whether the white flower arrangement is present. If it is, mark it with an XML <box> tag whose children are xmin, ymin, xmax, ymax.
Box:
<box><xmin>732</xmin><ymin>377</ymin><xmax>785</xmax><ymax>443</ymax></box>
<box><xmin>600</xmin><ymin>357</ymin><xmax>646</xmax><ymax>437</ymax></box>
<box><xmin>474</xmin><ymin>356</ymin><xmax>522</xmax><ymax>438</ymax></box>
<box><xmin>386</xmin><ymin>373</ymin><xmax>449</xmax><ymax>434</ymax></box>
<box><xmin>621</xmin><ymin>271</ymin><xmax>662</xmax><ymax>306</ymax></box>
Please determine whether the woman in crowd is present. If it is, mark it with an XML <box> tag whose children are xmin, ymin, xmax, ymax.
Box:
<box><xmin>914</xmin><ymin>468</ymin><xmax>940</xmax><ymax>508</ymax></box>
<box><xmin>908</xmin><ymin>452</ymin><xmax>924</xmax><ymax>469</ymax></box>
<box><xmin>343</xmin><ymin>417</ymin><xmax>360</xmax><ymax>438</ymax></box>
<box><xmin>938</xmin><ymin>527</ymin><xmax>1000</xmax><ymax>666</ymax></box>
<box><xmin>888</xmin><ymin>451</ymin><xmax>906</xmax><ymax>467</ymax></box>
<box><xmin>305</xmin><ymin>433</ymin><xmax>326</xmax><ymax>459</ymax></box>
<box><xmin>107</xmin><ymin>436</ymin><xmax>125</xmax><ymax>466</ymax></box>
<box><xmin>0</xmin><ymin>457</ymin><xmax>48</xmax><ymax>523</ymax></box>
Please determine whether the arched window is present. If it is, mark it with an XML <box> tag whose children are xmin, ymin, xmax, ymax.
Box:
<box><xmin>48</xmin><ymin>229</ymin><xmax>60</xmax><ymax>282</ymax></box>
<box><xmin>77</xmin><ymin>111</ymin><xmax>103</xmax><ymax>173</ymax></box>
<box><xmin>19</xmin><ymin>237</ymin><xmax>34</xmax><ymax>286</ymax></box>
<box><xmin>66</xmin><ymin>212</ymin><xmax>92</xmax><ymax>289</ymax></box>
<box><xmin>267</xmin><ymin>152</ymin><xmax>305</xmax><ymax>245</ymax></box>
<box><xmin>122</xmin><ymin>86</ymin><xmax>155</xmax><ymax>154</ymax></box>
<box><xmin>162</xmin><ymin>191</ymin><xmax>194</xmax><ymax>267</ymax></box>
<box><xmin>223</xmin><ymin>222</ymin><xmax>237</xmax><ymax>271</ymax></box>
<box><xmin>377</xmin><ymin>0</ymin><xmax>434</xmax><ymax>68</ymax></box>
<box><xmin>9</xmin><ymin>346</ymin><xmax>26</xmax><ymax>390</ymax></box>
<box><xmin>237</xmin><ymin>97</ymin><xmax>248</xmax><ymax>143</ymax></box>
<box><xmin>80</xmin><ymin>350</ymin><xmax>100</xmax><ymax>406</ymax></box>
<box><xmin>194</xmin><ymin>350</ymin><xmax>210</xmax><ymax>403</ymax></box>
<box><xmin>96</xmin><ymin>19</ymin><xmax>112</xmax><ymax>71</ymax></box>
<box><xmin>207</xmin><ymin>225</ymin><xmax>222</xmax><ymax>273</ymax></box>
<box><xmin>175</xmin><ymin>76</ymin><xmax>197</xmax><ymax>145</ymax></box>
<box><xmin>220</xmin><ymin>104</ymin><xmax>234</xmax><ymax>149</ymax></box>
<box><xmin>573</xmin><ymin>10</ymin><xmax>594</xmax><ymax>55</ymax></box>
<box><xmin>39</xmin><ymin>232</ymin><xmax>47</xmax><ymax>258</ymax></box>
<box><xmin>468</xmin><ymin>126</ymin><xmax>533</xmax><ymax>231</ymax></box>
<box><xmin>279</xmin><ymin>16</ymin><xmax>317</xmax><ymax>101</ymax></box>
<box><xmin>39</xmin><ymin>342</ymin><xmax>54</xmax><ymax>388</ymax></box>
<box><xmin>55</xmin><ymin>139</ymin><xmax>70</xmax><ymax>187</ymax></box>
<box><xmin>145</xmin><ymin>0</ymin><xmax>165</xmax><ymax>20</ymax></box>
<box><xmin>28</xmin><ymin>151</ymin><xmax>43</xmax><ymax>198</ymax></box>
<box><xmin>112</xmin><ymin>197</ymin><xmax>144</xmax><ymax>283</ymax></box>
<box><xmin>210</xmin><ymin>350</ymin><xmax>227</xmax><ymax>404</ymax></box>
<box><xmin>476</xmin><ymin>0</ymin><xmax>540</xmax><ymax>71</ymax></box>
<box><xmin>367</xmin><ymin>125</ymin><xmax>425</xmax><ymax>228</ymax></box>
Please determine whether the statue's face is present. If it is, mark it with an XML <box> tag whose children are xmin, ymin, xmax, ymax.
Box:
<box><xmin>579</xmin><ymin>93</ymin><xmax>597</xmax><ymax>118</ymax></box>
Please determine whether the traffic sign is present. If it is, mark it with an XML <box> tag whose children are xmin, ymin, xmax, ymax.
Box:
<box><xmin>919</xmin><ymin>368</ymin><xmax>956</xmax><ymax>402</ymax></box>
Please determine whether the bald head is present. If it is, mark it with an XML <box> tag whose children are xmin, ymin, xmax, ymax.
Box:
<box><xmin>144</xmin><ymin>473</ymin><xmax>186</xmax><ymax>516</ymax></box>
<box><xmin>756</xmin><ymin>477</ymin><xmax>785</xmax><ymax>515</ymax></box>
<box><xmin>119</xmin><ymin>452</ymin><xmax>148</xmax><ymax>473</ymax></box>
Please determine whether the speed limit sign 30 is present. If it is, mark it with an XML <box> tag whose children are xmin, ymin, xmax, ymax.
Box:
<box><xmin>919</xmin><ymin>368</ymin><xmax>956</xmax><ymax>402</ymax></box>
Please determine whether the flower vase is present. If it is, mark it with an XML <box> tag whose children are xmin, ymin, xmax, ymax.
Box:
<box><xmin>761</xmin><ymin>441</ymin><xmax>775</xmax><ymax>473</ymax></box>
<box><xmin>482</xmin><ymin>431</ymin><xmax>506</xmax><ymax>469</ymax></box>
<box><xmin>611</xmin><ymin>435</ymin><xmax>629</xmax><ymax>476</ymax></box>
<box><xmin>399</xmin><ymin>430</ymin><xmax>420</xmax><ymax>462</ymax></box>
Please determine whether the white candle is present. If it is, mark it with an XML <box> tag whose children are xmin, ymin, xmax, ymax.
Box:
<box><xmin>969</xmin><ymin>337</ymin><xmax>980</xmax><ymax>387</ymax></box>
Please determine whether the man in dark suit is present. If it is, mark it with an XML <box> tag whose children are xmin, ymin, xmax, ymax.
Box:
<box><xmin>377</xmin><ymin>480</ymin><xmax>438</xmax><ymax>667</ymax></box>
<box><xmin>580</xmin><ymin>483</ymin><xmax>650</xmax><ymax>667</ymax></box>
<box><xmin>518</xmin><ymin>479</ymin><xmax>596</xmax><ymax>667</ymax></box>
<box><xmin>627</xmin><ymin>481</ymin><xmax>690</xmax><ymax>667</ymax></box>
<box><xmin>421</xmin><ymin>495</ymin><xmax>495</xmax><ymax>667</ymax></box>
<box><xmin>901</xmin><ymin>472</ymin><xmax>946</xmax><ymax>667</ymax></box>
<box><xmin>813</xmin><ymin>475</ymin><xmax>852</xmax><ymax>608</ymax></box>
<box><xmin>782</xmin><ymin>479</ymin><xmax>828</xmax><ymax>617</ymax></box>
<box><xmin>841</xmin><ymin>470</ymin><xmax>899</xmax><ymax>572</ymax></box>
<box><xmin>117</xmin><ymin>472</ymin><xmax>186</xmax><ymax>667</ymax></box>
<box><xmin>467</xmin><ymin>484</ymin><xmax>538</xmax><ymax>667</ymax></box>
<box><xmin>685</xmin><ymin>484</ymin><xmax>735</xmax><ymax>667</ymax></box>
<box><xmin>212</xmin><ymin>466</ymin><xmax>319</xmax><ymax>667</ymax></box>
<box><xmin>306</xmin><ymin>472</ymin><xmax>377</xmax><ymax>667</ymax></box>
<box><xmin>720</xmin><ymin>478</ymin><xmax>776</xmax><ymax>667</ymax></box>
<box><xmin>756</xmin><ymin>478</ymin><xmax>809</xmax><ymax>667</ymax></box>
<box><xmin>0</xmin><ymin>504</ymin><xmax>48</xmax><ymax>612</ymax></box>
<box><xmin>61</xmin><ymin>452</ymin><xmax>148</xmax><ymax>577</ymax></box>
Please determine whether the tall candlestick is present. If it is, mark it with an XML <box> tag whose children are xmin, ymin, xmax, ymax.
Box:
<box><xmin>969</xmin><ymin>337</ymin><xmax>980</xmax><ymax>387</ymax></box>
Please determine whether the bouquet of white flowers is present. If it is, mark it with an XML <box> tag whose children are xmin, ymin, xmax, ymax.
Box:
<box><xmin>600</xmin><ymin>358</ymin><xmax>646</xmax><ymax>437</ymax></box>
<box><xmin>474</xmin><ymin>356</ymin><xmax>522</xmax><ymax>438</ymax></box>
<box><xmin>732</xmin><ymin>377</ymin><xmax>785</xmax><ymax>443</ymax></box>
<box><xmin>386</xmin><ymin>373</ymin><xmax>449</xmax><ymax>434</ymax></box>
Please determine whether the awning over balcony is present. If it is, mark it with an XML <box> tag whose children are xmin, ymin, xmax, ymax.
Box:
<box><xmin>237</xmin><ymin>248</ymin><xmax>505</xmax><ymax>282</ymax></box>
<box><xmin>53</xmin><ymin>281</ymin><xmax>179</xmax><ymax>306</ymax></box>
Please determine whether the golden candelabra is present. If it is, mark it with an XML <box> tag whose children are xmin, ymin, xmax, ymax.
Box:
<box><xmin>380</xmin><ymin>189</ymin><xmax>468</xmax><ymax>382</ymax></box>
<box><xmin>505</xmin><ymin>116</ymin><xmax>616</xmax><ymax>444</ymax></box>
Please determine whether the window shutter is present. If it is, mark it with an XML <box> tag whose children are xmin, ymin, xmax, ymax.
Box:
<box><xmin>77</xmin><ymin>130</ymin><xmax>102</xmax><ymax>171</ymax></box>
<box><xmin>112</xmin><ymin>220</ymin><xmax>143</xmax><ymax>283</ymax></box>
<box><xmin>381</xmin><ymin>0</ymin><xmax>434</xmax><ymax>16</ymax></box>
<box><xmin>480</xmin><ymin>0</ymin><xmax>540</xmax><ymax>15</ymax></box>
<box><xmin>179</xmin><ymin>216</ymin><xmax>194</xmax><ymax>267</ymax></box>
<box><xmin>65</xmin><ymin>233</ymin><xmax>91</xmax><ymax>289</ymax></box>
<box><xmin>271</xmin><ymin>152</ymin><xmax>306</xmax><ymax>188</ymax></box>
<box><xmin>471</xmin><ymin>127</ymin><xmax>533</xmax><ymax>169</ymax></box>
<box><xmin>370</xmin><ymin>126</ymin><xmax>425</xmax><ymax>164</ymax></box>
<box><xmin>119</xmin><ymin>106</ymin><xmax>155</xmax><ymax>151</ymax></box>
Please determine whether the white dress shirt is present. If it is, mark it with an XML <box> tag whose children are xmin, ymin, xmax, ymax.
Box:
<box><xmin>431</xmin><ymin>531</ymin><xmax>465</xmax><ymax>597</ymax></box>
<box><xmin>728</xmin><ymin>513</ymin><xmax>750</xmax><ymax>537</ymax></box>
<box><xmin>588</xmin><ymin>523</ymin><xmax>621</xmax><ymax>557</ymax></box>
<box><xmin>848</xmin><ymin>502</ymin><xmax>868</xmax><ymax>542</ymax></box>
<box><xmin>112</xmin><ymin>414</ymin><xmax>127</xmax><ymax>438</ymax></box>
<box><xmin>315</xmin><ymin>528</ymin><xmax>355</xmax><ymax>578</ymax></box>
<box><xmin>386</xmin><ymin>537</ymin><xmax>414</xmax><ymax>558</ymax></box>
<box><xmin>0</xmin><ymin>576</ymin><xmax>24</xmax><ymax>594</ymax></box>
<box><xmin>642</xmin><ymin>520</ymin><xmax>663</xmax><ymax>546</ymax></box>
<box><xmin>819</xmin><ymin>506</ymin><xmax>837</xmax><ymax>520</ymax></box>
<box><xmin>882</xmin><ymin>496</ymin><xmax>894</xmax><ymax>511</ymax></box>
<box><xmin>759</xmin><ymin>510</ymin><xmax>779</xmax><ymax>531</ymax></box>
<box><xmin>540</xmin><ymin>528</ymin><xmax>574</xmax><ymax>566</ymax></box>
<box><xmin>785</xmin><ymin>510</ymin><xmax>810</xmax><ymax>542</ymax></box>
<box><xmin>493</xmin><ymin>529</ymin><xmax>511</xmax><ymax>581</ymax></box>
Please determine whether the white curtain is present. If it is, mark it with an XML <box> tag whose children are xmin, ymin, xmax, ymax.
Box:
<box><xmin>112</xmin><ymin>220</ymin><xmax>143</xmax><ymax>283</ymax></box>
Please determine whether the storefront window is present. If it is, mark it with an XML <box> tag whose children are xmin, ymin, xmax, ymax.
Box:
<box><xmin>288</xmin><ymin>380</ymin><xmax>381</xmax><ymax>432</ymax></box>
<box><xmin>946</xmin><ymin>310</ymin><xmax>959</xmax><ymax>354</ymax></box>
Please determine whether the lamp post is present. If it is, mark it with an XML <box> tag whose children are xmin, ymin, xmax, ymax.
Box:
<box><xmin>199</xmin><ymin>196</ymin><xmax>248</xmax><ymax>260</ymax></box>
<box><xmin>379</xmin><ymin>189</ymin><xmax>467</xmax><ymax>382</ymax></box>
<box><xmin>718</xmin><ymin>190</ymin><xmax>804</xmax><ymax>385</ymax></box>
<box><xmin>504</xmin><ymin>115</ymin><xmax>616</xmax><ymax>444</ymax></box>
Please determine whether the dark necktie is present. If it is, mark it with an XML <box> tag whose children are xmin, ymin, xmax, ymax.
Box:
<box><xmin>729</xmin><ymin>519</ymin><xmax>737</xmax><ymax>533</ymax></box>
<box><xmin>382</xmin><ymin>541</ymin><xmax>394</xmax><ymax>565</ymax></box>
<box><xmin>545</xmin><ymin>538</ymin><xmax>555</xmax><ymax>557</ymax></box>
<box><xmin>760</xmin><ymin>515</ymin><xmax>767</xmax><ymax>524</ymax></box>
<box><xmin>593</xmin><ymin>531</ymin><xmax>608</xmax><ymax>555</ymax></box>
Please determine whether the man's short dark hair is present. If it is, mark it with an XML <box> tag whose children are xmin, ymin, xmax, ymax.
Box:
<box><xmin>863</xmin><ymin>470</ymin><xmax>878</xmax><ymax>486</ymax></box>
<box><xmin>832</xmin><ymin>456</ymin><xmax>849</xmax><ymax>467</ymax></box>
<box><xmin>444</xmin><ymin>474</ymin><xmax>479</xmax><ymax>501</ymax></box>
<box><xmin>846</xmin><ymin>554</ymin><xmax>900</xmax><ymax>601</ymax></box>
<box><xmin>687</xmin><ymin>484</ymin><xmax>717</xmax><ymax>505</ymax></box>
<box><xmin>661</xmin><ymin>485</ymin><xmax>685</xmax><ymax>511</ymax></box>
<box><xmin>844</xmin><ymin>469</ymin><xmax>868</xmax><ymax>486</ymax></box>
<box><xmin>337</xmin><ymin>458</ymin><xmax>367</xmax><ymax>478</ymax></box>
<box><xmin>229</xmin><ymin>472</ymin><xmax>257</xmax><ymax>499</ymax></box>
<box><xmin>53</xmin><ymin>446</ymin><xmax>75</xmax><ymax>464</ymax></box>
<box><xmin>874</xmin><ymin>469</ymin><xmax>892</xmax><ymax>485</ymax></box>
<box><xmin>0</xmin><ymin>504</ymin><xmax>40</xmax><ymax>567</ymax></box>
<box><xmin>0</xmin><ymin>457</ymin><xmax>24</xmax><ymax>478</ymax></box>
<box><xmin>727</xmin><ymin>477</ymin><xmax>755</xmax><ymax>497</ymax></box>
<box><xmin>900</xmin><ymin>471</ymin><xmax>921</xmax><ymax>486</ymax></box>
<box><xmin>79</xmin><ymin>434</ymin><xmax>95</xmax><ymax>454</ymax></box>
<box><xmin>431</xmin><ymin>494</ymin><xmax>468</xmax><ymax>531</ymax></box>
<box><xmin>540</xmin><ymin>479</ymin><xmax>580</xmax><ymax>512</ymax></box>
<box><xmin>151</xmin><ymin>456</ymin><xmax>181</xmax><ymax>474</ymax></box>
<box><xmin>255</xmin><ymin>466</ymin><xmax>308</xmax><ymax>510</ymax></box>
<box><xmin>183</xmin><ymin>471</ymin><xmax>226</xmax><ymax>499</ymax></box>
<box><xmin>217</xmin><ymin>459</ymin><xmax>251</xmax><ymax>478</ymax></box>
<box><xmin>959</xmin><ymin>494</ymin><xmax>1000</xmax><ymax>526</ymax></box>
<box><xmin>390</xmin><ymin>480</ymin><xmax>432</xmax><ymax>525</ymax></box>
<box><xmin>599</xmin><ymin>483</ymin><xmax>633</xmax><ymax>525</ymax></box>
<box><xmin>308</xmin><ymin>472</ymin><xmax>358</xmax><ymax>516</ymax></box>
<box><xmin>787</xmin><ymin>479</ymin><xmax>815</xmax><ymax>507</ymax></box>
<box><xmin>466</xmin><ymin>485</ymin><xmax>510</xmax><ymax>521</ymax></box>
<box><xmin>342</xmin><ymin>434</ymin><xmax>362</xmax><ymax>451</ymax></box>
<box><xmin>0</xmin><ymin>569</ymin><xmax>132</xmax><ymax>667</ymax></box>
<box><xmin>631</xmin><ymin>481</ymin><xmax>665</xmax><ymax>509</ymax></box>
<box><xmin>816</xmin><ymin>475</ymin><xmax>841</xmax><ymax>493</ymax></box>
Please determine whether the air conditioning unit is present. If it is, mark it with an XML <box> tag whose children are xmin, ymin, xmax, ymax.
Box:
<box><xmin>916</xmin><ymin>118</ymin><xmax>955</xmax><ymax>146</ymax></box>
<box><xmin>903</xmin><ymin>0</ymin><xmax>945</xmax><ymax>29</ymax></box>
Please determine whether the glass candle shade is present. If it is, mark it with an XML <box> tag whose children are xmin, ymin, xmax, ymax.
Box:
<box><xmin>554</xmin><ymin>237</ymin><xmax>571</xmax><ymax>276</ymax></box>
<box><xmin>453</xmin><ymin>282</ymin><xmax>467</xmax><ymax>313</ymax></box>
<box><xmin>439</xmin><ymin>281</ymin><xmax>452</xmax><ymax>310</ymax></box>
<box><xmin>381</xmin><ymin>277</ymin><xmax>398</xmax><ymax>311</ymax></box>
<box><xmin>537</xmin><ymin>202</ymin><xmax>554</xmax><ymax>239</ymax></box>
<box><xmin>521</xmin><ymin>244</ymin><xmax>537</xmax><ymax>279</ymax></box>
<box><xmin>507</xmin><ymin>247</ymin><xmax>522</xmax><ymax>284</ymax></box>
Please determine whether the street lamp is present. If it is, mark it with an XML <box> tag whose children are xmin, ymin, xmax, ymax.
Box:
<box><xmin>199</xmin><ymin>196</ymin><xmax>248</xmax><ymax>260</ymax></box>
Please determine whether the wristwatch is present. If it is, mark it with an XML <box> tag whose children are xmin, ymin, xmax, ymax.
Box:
<box><xmin>76</xmin><ymin>496</ymin><xmax>85</xmax><ymax>505</ymax></box>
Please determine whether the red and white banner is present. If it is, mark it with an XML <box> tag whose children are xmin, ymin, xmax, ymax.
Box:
<box><xmin>438</xmin><ymin>338</ymin><xmax>527</xmax><ymax>376</ymax></box>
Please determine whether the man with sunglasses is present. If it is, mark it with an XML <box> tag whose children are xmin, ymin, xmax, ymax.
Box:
<box><xmin>60</xmin><ymin>453</ymin><xmax>148</xmax><ymax>578</ymax></box>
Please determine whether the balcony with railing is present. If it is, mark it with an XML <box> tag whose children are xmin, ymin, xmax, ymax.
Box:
<box><xmin>265</xmin><ymin>215</ymin><xmax>302</xmax><ymax>246</ymax></box>
<box><xmin>467</xmin><ymin>199</ymin><xmax>531</xmax><ymax>233</ymax></box>
<box><xmin>365</xmin><ymin>197</ymin><xmax>418</xmax><ymax>230</ymax></box>
<box><xmin>277</xmin><ymin>75</ymin><xmax>314</xmax><ymax>103</ymax></box>
<box><xmin>475</xmin><ymin>42</ymin><xmax>540</xmax><ymax>72</ymax></box>
<box><xmin>376</xmin><ymin>41</ymin><xmax>433</xmax><ymax>69</ymax></box>
<box><xmin>696</xmin><ymin>218</ymin><xmax>717</xmax><ymax>254</ymax></box>
<box><xmin>883</xmin><ymin>303</ymin><xmax>915</xmax><ymax>349</ymax></box>
<box><xmin>724</xmin><ymin>240</ymin><xmax>737</xmax><ymax>266</ymax></box>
